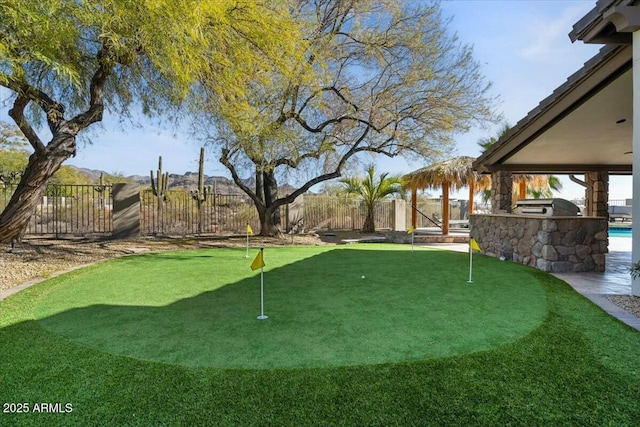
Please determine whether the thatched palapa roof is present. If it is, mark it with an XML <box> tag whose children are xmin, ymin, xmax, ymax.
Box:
<box><xmin>402</xmin><ymin>156</ymin><xmax>490</xmax><ymax>191</ymax></box>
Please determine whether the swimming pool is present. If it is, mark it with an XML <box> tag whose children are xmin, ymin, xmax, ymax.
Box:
<box><xmin>609</xmin><ymin>228</ymin><xmax>632</xmax><ymax>238</ymax></box>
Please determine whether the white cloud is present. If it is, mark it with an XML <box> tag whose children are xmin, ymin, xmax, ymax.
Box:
<box><xmin>517</xmin><ymin>4</ymin><xmax>593</xmax><ymax>63</ymax></box>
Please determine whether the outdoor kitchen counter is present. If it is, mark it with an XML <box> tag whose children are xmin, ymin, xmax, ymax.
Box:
<box><xmin>469</xmin><ymin>214</ymin><xmax>608</xmax><ymax>273</ymax></box>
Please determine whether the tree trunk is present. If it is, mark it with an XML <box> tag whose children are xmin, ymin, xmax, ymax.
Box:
<box><xmin>259</xmin><ymin>209</ymin><xmax>282</xmax><ymax>237</ymax></box>
<box><xmin>255</xmin><ymin>169</ymin><xmax>264</xmax><ymax>203</ymax></box>
<box><xmin>263</xmin><ymin>170</ymin><xmax>281</xmax><ymax>228</ymax></box>
<box><xmin>250</xmin><ymin>190</ymin><xmax>283</xmax><ymax>237</ymax></box>
<box><xmin>362</xmin><ymin>206</ymin><xmax>375</xmax><ymax>233</ymax></box>
<box><xmin>0</xmin><ymin>135</ymin><xmax>75</xmax><ymax>243</ymax></box>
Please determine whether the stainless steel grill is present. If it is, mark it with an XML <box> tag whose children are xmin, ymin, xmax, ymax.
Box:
<box><xmin>514</xmin><ymin>198</ymin><xmax>580</xmax><ymax>216</ymax></box>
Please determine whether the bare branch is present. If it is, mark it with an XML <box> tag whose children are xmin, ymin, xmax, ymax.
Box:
<box><xmin>298</xmin><ymin>86</ymin><xmax>359</xmax><ymax>114</ymax></box>
<box><xmin>292</xmin><ymin>111</ymin><xmax>377</xmax><ymax>133</ymax></box>
<box><xmin>219</xmin><ymin>148</ymin><xmax>264</xmax><ymax>209</ymax></box>
<box><xmin>271</xmin><ymin>126</ymin><xmax>371</xmax><ymax>207</ymax></box>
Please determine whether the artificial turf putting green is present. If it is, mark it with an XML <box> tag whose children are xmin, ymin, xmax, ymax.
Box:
<box><xmin>32</xmin><ymin>244</ymin><xmax>546</xmax><ymax>368</ymax></box>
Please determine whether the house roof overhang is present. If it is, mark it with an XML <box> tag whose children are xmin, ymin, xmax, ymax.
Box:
<box><xmin>473</xmin><ymin>44</ymin><xmax>632</xmax><ymax>175</ymax></box>
<box><xmin>569</xmin><ymin>0</ymin><xmax>638</xmax><ymax>44</ymax></box>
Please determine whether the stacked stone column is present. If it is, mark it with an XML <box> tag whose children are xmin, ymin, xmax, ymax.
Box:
<box><xmin>585</xmin><ymin>171</ymin><xmax>609</xmax><ymax>217</ymax></box>
<box><xmin>491</xmin><ymin>170</ymin><xmax>513</xmax><ymax>213</ymax></box>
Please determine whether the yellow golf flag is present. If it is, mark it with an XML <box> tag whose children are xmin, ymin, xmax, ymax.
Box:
<box><xmin>407</xmin><ymin>226</ymin><xmax>415</xmax><ymax>234</ymax></box>
<box><xmin>470</xmin><ymin>238</ymin><xmax>481</xmax><ymax>252</ymax></box>
<box><xmin>250</xmin><ymin>250</ymin><xmax>265</xmax><ymax>271</ymax></box>
<box><xmin>246</xmin><ymin>224</ymin><xmax>253</xmax><ymax>235</ymax></box>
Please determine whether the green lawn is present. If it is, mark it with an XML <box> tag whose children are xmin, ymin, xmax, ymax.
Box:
<box><xmin>1</xmin><ymin>244</ymin><xmax>640</xmax><ymax>426</ymax></box>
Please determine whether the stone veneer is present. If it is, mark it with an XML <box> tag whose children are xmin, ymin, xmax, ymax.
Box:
<box><xmin>470</xmin><ymin>214</ymin><xmax>608</xmax><ymax>273</ymax></box>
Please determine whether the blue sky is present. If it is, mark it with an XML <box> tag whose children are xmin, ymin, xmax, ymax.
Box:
<box><xmin>3</xmin><ymin>0</ymin><xmax>632</xmax><ymax>201</ymax></box>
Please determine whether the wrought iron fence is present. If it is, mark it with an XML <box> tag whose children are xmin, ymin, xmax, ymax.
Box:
<box><xmin>302</xmin><ymin>195</ymin><xmax>393</xmax><ymax>231</ymax></box>
<box><xmin>2</xmin><ymin>183</ymin><xmax>477</xmax><ymax>237</ymax></box>
<box><xmin>1</xmin><ymin>184</ymin><xmax>112</xmax><ymax>236</ymax></box>
<box><xmin>140</xmin><ymin>189</ymin><xmax>262</xmax><ymax>236</ymax></box>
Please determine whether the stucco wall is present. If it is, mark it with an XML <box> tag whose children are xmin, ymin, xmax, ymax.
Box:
<box><xmin>470</xmin><ymin>214</ymin><xmax>608</xmax><ymax>272</ymax></box>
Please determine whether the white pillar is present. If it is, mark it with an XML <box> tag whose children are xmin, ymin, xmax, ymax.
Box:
<box><xmin>633</xmin><ymin>30</ymin><xmax>640</xmax><ymax>296</ymax></box>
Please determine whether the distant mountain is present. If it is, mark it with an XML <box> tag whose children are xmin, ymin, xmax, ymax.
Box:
<box><xmin>70</xmin><ymin>167</ymin><xmax>107</xmax><ymax>182</ymax></box>
<box><xmin>131</xmin><ymin>171</ymin><xmax>247</xmax><ymax>195</ymax></box>
<box><xmin>68</xmin><ymin>166</ymin><xmax>294</xmax><ymax>196</ymax></box>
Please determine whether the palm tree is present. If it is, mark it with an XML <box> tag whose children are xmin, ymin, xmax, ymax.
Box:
<box><xmin>477</xmin><ymin>122</ymin><xmax>512</xmax><ymax>151</ymax></box>
<box><xmin>526</xmin><ymin>175</ymin><xmax>563</xmax><ymax>199</ymax></box>
<box><xmin>340</xmin><ymin>164</ymin><xmax>404</xmax><ymax>233</ymax></box>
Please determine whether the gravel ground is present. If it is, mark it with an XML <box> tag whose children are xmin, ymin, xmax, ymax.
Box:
<box><xmin>1</xmin><ymin>238</ymin><xmax>156</xmax><ymax>292</ymax></box>
<box><xmin>2</xmin><ymin>235</ymin><xmax>640</xmax><ymax>321</ymax></box>
<box><xmin>607</xmin><ymin>295</ymin><xmax>640</xmax><ymax>318</ymax></box>
<box><xmin>0</xmin><ymin>234</ymin><xmax>329</xmax><ymax>294</ymax></box>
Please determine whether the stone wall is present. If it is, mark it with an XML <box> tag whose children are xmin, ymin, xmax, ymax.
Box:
<box><xmin>470</xmin><ymin>214</ymin><xmax>608</xmax><ymax>272</ymax></box>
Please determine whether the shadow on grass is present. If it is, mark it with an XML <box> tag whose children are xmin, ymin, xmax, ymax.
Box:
<box><xmin>3</xmin><ymin>249</ymin><xmax>640</xmax><ymax>425</ymax></box>
<box><xmin>32</xmin><ymin>247</ymin><xmax>547</xmax><ymax>369</ymax></box>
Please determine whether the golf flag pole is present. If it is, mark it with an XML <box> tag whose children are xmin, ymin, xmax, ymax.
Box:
<box><xmin>468</xmin><ymin>238</ymin><xmax>481</xmax><ymax>283</ymax></box>
<box><xmin>245</xmin><ymin>223</ymin><xmax>253</xmax><ymax>258</ymax></box>
<box><xmin>250</xmin><ymin>248</ymin><xmax>268</xmax><ymax>320</ymax></box>
<box><xmin>408</xmin><ymin>226</ymin><xmax>415</xmax><ymax>252</ymax></box>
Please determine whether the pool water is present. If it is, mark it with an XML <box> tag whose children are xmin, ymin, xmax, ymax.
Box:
<box><xmin>609</xmin><ymin>228</ymin><xmax>632</xmax><ymax>238</ymax></box>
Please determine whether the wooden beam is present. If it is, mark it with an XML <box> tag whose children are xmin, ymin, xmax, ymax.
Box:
<box><xmin>411</xmin><ymin>186</ymin><xmax>417</xmax><ymax>229</ymax></box>
<box><xmin>468</xmin><ymin>178</ymin><xmax>474</xmax><ymax>216</ymax></box>
<box><xmin>483</xmin><ymin>163</ymin><xmax>632</xmax><ymax>173</ymax></box>
<box><xmin>519</xmin><ymin>181</ymin><xmax>527</xmax><ymax>200</ymax></box>
<box><xmin>442</xmin><ymin>182</ymin><xmax>449</xmax><ymax>235</ymax></box>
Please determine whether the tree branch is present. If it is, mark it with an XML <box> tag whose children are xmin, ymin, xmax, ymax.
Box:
<box><xmin>274</xmin><ymin>148</ymin><xmax>326</xmax><ymax>169</ymax></box>
<box><xmin>68</xmin><ymin>46</ymin><xmax>113</xmax><ymax>132</ymax></box>
<box><xmin>298</xmin><ymin>86</ymin><xmax>359</xmax><ymax>114</ymax></box>
<box><xmin>8</xmin><ymin>94</ymin><xmax>46</xmax><ymax>154</ymax></box>
<box><xmin>271</xmin><ymin>126</ymin><xmax>371</xmax><ymax>207</ymax></box>
<box><xmin>3</xmin><ymin>75</ymin><xmax>61</xmax><ymax>114</ymax></box>
<box><xmin>292</xmin><ymin>111</ymin><xmax>376</xmax><ymax>133</ymax></box>
<box><xmin>4</xmin><ymin>75</ymin><xmax>66</xmax><ymax>136</ymax></box>
<box><xmin>219</xmin><ymin>147</ymin><xmax>264</xmax><ymax>210</ymax></box>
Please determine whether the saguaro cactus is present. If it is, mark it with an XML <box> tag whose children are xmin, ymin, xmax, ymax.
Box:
<box><xmin>93</xmin><ymin>172</ymin><xmax>107</xmax><ymax>208</ymax></box>
<box><xmin>151</xmin><ymin>156</ymin><xmax>169</xmax><ymax>199</ymax></box>
<box><xmin>190</xmin><ymin>147</ymin><xmax>212</xmax><ymax>234</ymax></box>
<box><xmin>150</xmin><ymin>156</ymin><xmax>169</xmax><ymax>234</ymax></box>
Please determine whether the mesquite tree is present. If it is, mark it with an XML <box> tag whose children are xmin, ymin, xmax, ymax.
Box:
<box><xmin>206</xmin><ymin>0</ymin><xmax>498</xmax><ymax>236</ymax></box>
<box><xmin>0</xmin><ymin>0</ymin><xmax>303</xmax><ymax>243</ymax></box>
